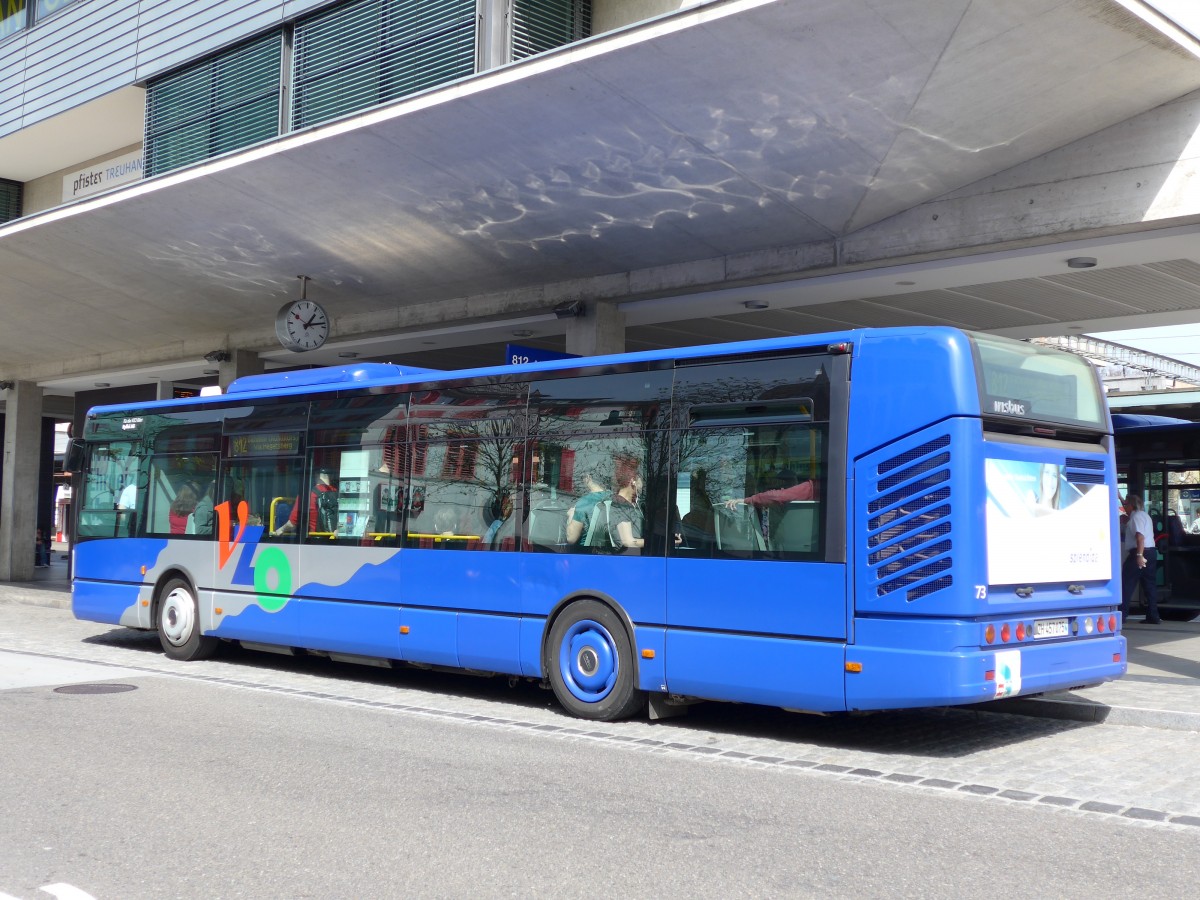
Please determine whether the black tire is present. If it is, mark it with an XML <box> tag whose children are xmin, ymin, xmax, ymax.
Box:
<box><xmin>546</xmin><ymin>599</ymin><xmax>644</xmax><ymax>721</ymax></box>
<box><xmin>156</xmin><ymin>577</ymin><xmax>219</xmax><ymax>661</ymax></box>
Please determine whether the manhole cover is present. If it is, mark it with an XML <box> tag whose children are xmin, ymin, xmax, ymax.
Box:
<box><xmin>53</xmin><ymin>683</ymin><xmax>138</xmax><ymax>695</ymax></box>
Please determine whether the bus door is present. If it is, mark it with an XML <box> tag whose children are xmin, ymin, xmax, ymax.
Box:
<box><xmin>209</xmin><ymin>454</ymin><xmax>305</xmax><ymax>646</ymax></box>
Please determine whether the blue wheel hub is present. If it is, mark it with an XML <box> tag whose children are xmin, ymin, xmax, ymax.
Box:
<box><xmin>559</xmin><ymin>618</ymin><xmax>618</xmax><ymax>703</ymax></box>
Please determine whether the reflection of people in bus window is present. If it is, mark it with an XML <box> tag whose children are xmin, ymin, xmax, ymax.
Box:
<box><xmin>1035</xmin><ymin>463</ymin><xmax>1060</xmax><ymax>513</ymax></box>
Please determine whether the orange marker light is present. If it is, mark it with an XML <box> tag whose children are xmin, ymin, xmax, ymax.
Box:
<box><xmin>641</xmin><ymin>649</ymin><xmax>655</xmax><ymax>659</ymax></box>
<box><xmin>140</xmin><ymin>565</ymin><xmax>146</xmax><ymax>575</ymax></box>
<box><xmin>214</xmin><ymin>607</ymin><xmax>223</xmax><ymax>615</ymax></box>
<box><xmin>141</xmin><ymin>600</ymin><xmax>149</xmax><ymax>607</ymax></box>
<box><xmin>845</xmin><ymin>661</ymin><xmax>863</xmax><ymax>673</ymax></box>
<box><xmin>400</xmin><ymin>625</ymin><xmax>410</xmax><ymax>634</ymax></box>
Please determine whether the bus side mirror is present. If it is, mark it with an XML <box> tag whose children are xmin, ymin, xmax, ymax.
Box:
<box><xmin>64</xmin><ymin>439</ymin><xmax>86</xmax><ymax>472</ymax></box>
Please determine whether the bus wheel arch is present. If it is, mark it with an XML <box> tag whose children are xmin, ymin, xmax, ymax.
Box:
<box><xmin>154</xmin><ymin>572</ymin><xmax>218</xmax><ymax>661</ymax></box>
<box><xmin>543</xmin><ymin>594</ymin><xmax>645</xmax><ymax>721</ymax></box>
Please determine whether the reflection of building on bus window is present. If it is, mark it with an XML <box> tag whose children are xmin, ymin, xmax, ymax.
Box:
<box><xmin>1035</xmin><ymin>463</ymin><xmax>1061</xmax><ymax>513</ymax></box>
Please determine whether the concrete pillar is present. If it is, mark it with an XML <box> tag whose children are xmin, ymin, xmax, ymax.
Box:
<box><xmin>219</xmin><ymin>349</ymin><xmax>264</xmax><ymax>391</ymax></box>
<box><xmin>564</xmin><ymin>302</ymin><xmax>626</xmax><ymax>357</ymax></box>
<box><xmin>0</xmin><ymin>381</ymin><xmax>43</xmax><ymax>581</ymax></box>
<box><xmin>478</xmin><ymin>0</ymin><xmax>510</xmax><ymax>71</ymax></box>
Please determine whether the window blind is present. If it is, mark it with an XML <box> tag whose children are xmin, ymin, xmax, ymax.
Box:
<box><xmin>292</xmin><ymin>0</ymin><xmax>476</xmax><ymax>131</ymax></box>
<box><xmin>0</xmin><ymin>178</ymin><xmax>22</xmax><ymax>223</ymax></box>
<box><xmin>144</xmin><ymin>31</ymin><xmax>283</xmax><ymax>178</ymax></box>
<box><xmin>510</xmin><ymin>0</ymin><xmax>590</xmax><ymax>61</ymax></box>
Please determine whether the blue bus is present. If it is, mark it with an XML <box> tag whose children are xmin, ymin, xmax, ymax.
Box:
<box><xmin>1114</xmin><ymin>413</ymin><xmax>1200</xmax><ymax>621</ymax></box>
<box><xmin>69</xmin><ymin>327</ymin><xmax>1126</xmax><ymax>720</ymax></box>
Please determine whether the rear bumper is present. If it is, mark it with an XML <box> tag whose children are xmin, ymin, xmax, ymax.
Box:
<box><xmin>845</xmin><ymin>631</ymin><xmax>1127</xmax><ymax>711</ymax></box>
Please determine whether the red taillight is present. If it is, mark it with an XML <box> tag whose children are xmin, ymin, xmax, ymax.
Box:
<box><xmin>1015</xmin><ymin>622</ymin><xmax>1026</xmax><ymax>641</ymax></box>
<box><xmin>1097</xmin><ymin>617</ymin><xmax>1106</xmax><ymax>633</ymax></box>
<box><xmin>1109</xmin><ymin>615</ymin><xmax>1118</xmax><ymax>632</ymax></box>
<box><xmin>984</xmin><ymin>624</ymin><xmax>995</xmax><ymax>644</ymax></box>
<box><xmin>1000</xmin><ymin>623</ymin><xmax>1011</xmax><ymax>643</ymax></box>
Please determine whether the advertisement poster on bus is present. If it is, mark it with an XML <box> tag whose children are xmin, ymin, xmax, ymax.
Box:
<box><xmin>985</xmin><ymin>459</ymin><xmax>1112</xmax><ymax>585</ymax></box>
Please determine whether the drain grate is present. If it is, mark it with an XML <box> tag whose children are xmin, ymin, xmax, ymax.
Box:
<box><xmin>53</xmin><ymin>683</ymin><xmax>138</xmax><ymax>695</ymax></box>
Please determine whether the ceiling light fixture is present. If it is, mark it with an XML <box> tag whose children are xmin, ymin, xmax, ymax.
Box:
<box><xmin>203</xmin><ymin>369</ymin><xmax>219</xmax><ymax>376</ymax></box>
<box><xmin>1067</xmin><ymin>256</ymin><xmax>1097</xmax><ymax>269</ymax></box>
<box><xmin>512</xmin><ymin>330</ymin><xmax>534</xmax><ymax>338</ymax></box>
<box><xmin>204</xmin><ymin>349</ymin><xmax>232</xmax><ymax>363</ymax></box>
<box><xmin>94</xmin><ymin>382</ymin><xmax>110</xmax><ymax>388</ymax></box>
<box><xmin>744</xmin><ymin>300</ymin><xmax>769</xmax><ymax>310</ymax></box>
<box><xmin>337</xmin><ymin>351</ymin><xmax>360</xmax><ymax>359</ymax></box>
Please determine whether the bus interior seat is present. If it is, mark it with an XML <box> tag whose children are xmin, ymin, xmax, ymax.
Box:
<box><xmin>582</xmin><ymin>500</ymin><xmax>613</xmax><ymax>548</ymax></box>
<box><xmin>772</xmin><ymin>501</ymin><xmax>818</xmax><ymax>553</ymax></box>
<box><xmin>714</xmin><ymin>507</ymin><xmax>765</xmax><ymax>554</ymax></box>
<box><xmin>528</xmin><ymin>503</ymin><xmax>569</xmax><ymax>548</ymax></box>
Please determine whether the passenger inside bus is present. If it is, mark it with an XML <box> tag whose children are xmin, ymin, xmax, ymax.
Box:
<box><xmin>607</xmin><ymin>458</ymin><xmax>644</xmax><ymax>551</ymax></box>
<box><xmin>274</xmin><ymin>468</ymin><xmax>339</xmax><ymax>536</ymax></box>
<box><xmin>566</xmin><ymin>467</ymin><xmax>611</xmax><ymax>545</ymax></box>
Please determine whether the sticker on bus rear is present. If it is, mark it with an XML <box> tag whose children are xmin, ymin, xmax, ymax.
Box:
<box><xmin>994</xmin><ymin>649</ymin><xmax>1022</xmax><ymax>699</ymax></box>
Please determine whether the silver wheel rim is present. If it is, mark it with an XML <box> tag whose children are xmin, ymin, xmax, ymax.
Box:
<box><xmin>160</xmin><ymin>587</ymin><xmax>195</xmax><ymax>647</ymax></box>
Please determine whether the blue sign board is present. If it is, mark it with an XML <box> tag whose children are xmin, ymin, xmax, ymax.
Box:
<box><xmin>505</xmin><ymin>343</ymin><xmax>578</xmax><ymax>366</ymax></box>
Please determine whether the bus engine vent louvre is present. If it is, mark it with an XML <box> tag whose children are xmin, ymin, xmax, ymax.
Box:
<box><xmin>1065</xmin><ymin>457</ymin><xmax>1105</xmax><ymax>485</ymax></box>
<box><xmin>867</xmin><ymin>436</ymin><xmax>954</xmax><ymax>602</ymax></box>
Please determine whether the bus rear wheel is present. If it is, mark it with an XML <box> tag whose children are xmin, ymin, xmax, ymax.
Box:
<box><xmin>547</xmin><ymin>600</ymin><xmax>644</xmax><ymax>721</ymax></box>
<box><xmin>157</xmin><ymin>578</ymin><xmax>218</xmax><ymax>661</ymax></box>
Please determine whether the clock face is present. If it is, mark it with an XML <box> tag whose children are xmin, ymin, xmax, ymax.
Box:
<box><xmin>276</xmin><ymin>300</ymin><xmax>329</xmax><ymax>352</ymax></box>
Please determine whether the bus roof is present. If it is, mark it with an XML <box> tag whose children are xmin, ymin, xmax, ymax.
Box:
<box><xmin>86</xmin><ymin>325</ymin><xmax>970</xmax><ymax>416</ymax></box>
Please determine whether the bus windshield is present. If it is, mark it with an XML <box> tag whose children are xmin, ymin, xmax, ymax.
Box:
<box><xmin>971</xmin><ymin>333</ymin><xmax>1105</xmax><ymax>429</ymax></box>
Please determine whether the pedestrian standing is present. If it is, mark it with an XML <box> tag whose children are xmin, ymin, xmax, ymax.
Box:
<box><xmin>1121</xmin><ymin>493</ymin><xmax>1161</xmax><ymax>624</ymax></box>
<box><xmin>34</xmin><ymin>528</ymin><xmax>51</xmax><ymax>568</ymax></box>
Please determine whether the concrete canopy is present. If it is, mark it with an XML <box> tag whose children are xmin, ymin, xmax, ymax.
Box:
<box><xmin>4</xmin><ymin>0</ymin><xmax>1200</xmax><ymax>394</ymax></box>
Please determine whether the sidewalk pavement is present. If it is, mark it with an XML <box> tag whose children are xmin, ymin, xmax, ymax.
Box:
<box><xmin>3</xmin><ymin>558</ymin><xmax>1198</xmax><ymax>731</ymax></box>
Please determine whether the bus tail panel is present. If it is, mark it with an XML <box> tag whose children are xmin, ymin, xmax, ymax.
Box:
<box><xmin>845</xmin><ymin>617</ymin><xmax>1126</xmax><ymax>711</ymax></box>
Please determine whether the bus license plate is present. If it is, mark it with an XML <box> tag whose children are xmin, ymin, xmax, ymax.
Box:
<box><xmin>1033</xmin><ymin>618</ymin><xmax>1069</xmax><ymax>639</ymax></box>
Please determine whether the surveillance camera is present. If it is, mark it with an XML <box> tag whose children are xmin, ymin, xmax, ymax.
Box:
<box><xmin>553</xmin><ymin>300</ymin><xmax>584</xmax><ymax>319</ymax></box>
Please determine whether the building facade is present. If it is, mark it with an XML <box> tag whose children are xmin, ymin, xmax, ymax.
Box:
<box><xmin>5</xmin><ymin>0</ymin><xmax>1200</xmax><ymax>578</ymax></box>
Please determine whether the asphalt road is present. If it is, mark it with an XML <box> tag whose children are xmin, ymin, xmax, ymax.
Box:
<box><xmin>1</xmin><ymin>605</ymin><xmax>1197</xmax><ymax>899</ymax></box>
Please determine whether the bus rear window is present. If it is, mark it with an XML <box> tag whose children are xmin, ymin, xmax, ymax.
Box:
<box><xmin>971</xmin><ymin>333</ymin><xmax>1105</xmax><ymax>429</ymax></box>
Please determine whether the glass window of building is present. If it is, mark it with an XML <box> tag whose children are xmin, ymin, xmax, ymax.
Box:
<box><xmin>145</xmin><ymin>30</ymin><xmax>283</xmax><ymax>177</ymax></box>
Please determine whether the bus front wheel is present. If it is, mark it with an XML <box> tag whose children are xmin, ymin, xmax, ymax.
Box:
<box><xmin>547</xmin><ymin>600</ymin><xmax>644</xmax><ymax>721</ymax></box>
<box><xmin>157</xmin><ymin>578</ymin><xmax>218</xmax><ymax>661</ymax></box>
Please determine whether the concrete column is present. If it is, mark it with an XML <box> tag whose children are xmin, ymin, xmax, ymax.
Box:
<box><xmin>0</xmin><ymin>381</ymin><xmax>43</xmax><ymax>581</ymax></box>
<box><xmin>156</xmin><ymin>380</ymin><xmax>175</xmax><ymax>400</ymax></box>
<box><xmin>219</xmin><ymin>349</ymin><xmax>264</xmax><ymax>391</ymax></box>
<box><xmin>478</xmin><ymin>0</ymin><xmax>510</xmax><ymax>71</ymax></box>
<box><xmin>564</xmin><ymin>302</ymin><xmax>626</xmax><ymax>357</ymax></box>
